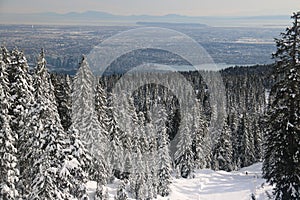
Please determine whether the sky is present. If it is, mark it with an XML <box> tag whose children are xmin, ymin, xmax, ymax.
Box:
<box><xmin>0</xmin><ymin>0</ymin><xmax>299</xmax><ymax>16</ymax></box>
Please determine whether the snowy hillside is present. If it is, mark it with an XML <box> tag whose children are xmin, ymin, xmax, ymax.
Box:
<box><xmin>87</xmin><ymin>163</ymin><xmax>274</xmax><ymax>200</ymax></box>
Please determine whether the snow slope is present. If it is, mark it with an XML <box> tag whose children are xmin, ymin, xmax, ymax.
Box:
<box><xmin>87</xmin><ymin>162</ymin><xmax>274</xmax><ymax>200</ymax></box>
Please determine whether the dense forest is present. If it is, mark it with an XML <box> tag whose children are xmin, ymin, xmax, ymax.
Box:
<box><xmin>0</xmin><ymin>45</ymin><xmax>273</xmax><ymax>199</ymax></box>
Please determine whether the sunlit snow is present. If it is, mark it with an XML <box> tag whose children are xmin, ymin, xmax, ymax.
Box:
<box><xmin>86</xmin><ymin>162</ymin><xmax>273</xmax><ymax>200</ymax></box>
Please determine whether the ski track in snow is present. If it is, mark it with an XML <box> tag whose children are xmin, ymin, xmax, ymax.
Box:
<box><xmin>87</xmin><ymin>162</ymin><xmax>273</xmax><ymax>200</ymax></box>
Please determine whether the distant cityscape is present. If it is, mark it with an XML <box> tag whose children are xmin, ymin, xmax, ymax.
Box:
<box><xmin>0</xmin><ymin>23</ymin><xmax>280</xmax><ymax>74</ymax></box>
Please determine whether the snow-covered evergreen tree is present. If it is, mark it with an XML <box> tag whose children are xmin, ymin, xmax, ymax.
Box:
<box><xmin>174</xmin><ymin>113</ymin><xmax>195</xmax><ymax>178</ymax></box>
<box><xmin>95</xmin><ymin>184</ymin><xmax>103</xmax><ymax>200</ymax></box>
<box><xmin>0</xmin><ymin>46</ymin><xmax>10</xmax><ymax>64</ymax></box>
<box><xmin>115</xmin><ymin>93</ymin><xmax>134</xmax><ymax>180</ymax></box>
<box><xmin>263</xmin><ymin>12</ymin><xmax>300</xmax><ymax>200</ymax></box>
<box><xmin>72</xmin><ymin>56</ymin><xmax>109</xmax><ymax>185</ymax></box>
<box><xmin>25</xmin><ymin>49</ymin><xmax>72</xmax><ymax>199</ymax></box>
<box><xmin>7</xmin><ymin>49</ymin><xmax>35</xmax><ymax>136</ymax></box>
<box><xmin>252</xmin><ymin>117</ymin><xmax>263</xmax><ymax>161</ymax></box>
<box><xmin>234</xmin><ymin>113</ymin><xmax>255</xmax><ymax>168</ymax></box>
<box><xmin>1</xmin><ymin>48</ymin><xmax>35</xmax><ymax>197</ymax></box>
<box><xmin>106</xmin><ymin>93</ymin><xmax>124</xmax><ymax>181</ymax></box>
<box><xmin>62</xmin><ymin>128</ymin><xmax>92</xmax><ymax>199</ymax></box>
<box><xmin>114</xmin><ymin>180</ymin><xmax>128</xmax><ymax>200</ymax></box>
<box><xmin>191</xmin><ymin>103</ymin><xmax>209</xmax><ymax>170</ymax></box>
<box><xmin>95</xmin><ymin>79</ymin><xmax>109</xmax><ymax>137</ymax></box>
<box><xmin>145</xmin><ymin>120</ymin><xmax>158</xmax><ymax>199</ymax></box>
<box><xmin>51</xmin><ymin>74</ymin><xmax>72</xmax><ymax>131</ymax></box>
<box><xmin>130</xmin><ymin>110</ymin><xmax>146</xmax><ymax>200</ymax></box>
<box><xmin>155</xmin><ymin>105</ymin><xmax>172</xmax><ymax>197</ymax></box>
<box><xmin>212</xmin><ymin>117</ymin><xmax>233</xmax><ymax>171</ymax></box>
<box><xmin>0</xmin><ymin>51</ymin><xmax>19</xmax><ymax>200</ymax></box>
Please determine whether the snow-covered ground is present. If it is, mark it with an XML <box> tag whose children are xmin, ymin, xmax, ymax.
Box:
<box><xmin>87</xmin><ymin>162</ymin><xmax>274</xmax><ymax>200</ymax></box>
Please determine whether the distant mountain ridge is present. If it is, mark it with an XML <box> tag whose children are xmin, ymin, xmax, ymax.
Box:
<box><xmin>136</xmin><ymin>21</ymin><xmax>208</xmax><ymax>28</ymax></box>
<box><xmin>0</xmin><ymin>10</ymin><xmax>290</xmax><ymax>27</ymax></box>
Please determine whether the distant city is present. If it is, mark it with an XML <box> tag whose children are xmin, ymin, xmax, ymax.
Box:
<box><xmin>0</xmin><ymin>22</ymin><xmax>281</xmax><ymax>74</ymax></box>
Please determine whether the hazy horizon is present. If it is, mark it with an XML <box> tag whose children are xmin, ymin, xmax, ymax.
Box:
<box><xmin>0</xmin><ymin>10</ymin><xmax>296</xmax><ymax>17</ymax></box>
<box><xmin>1</xmin><ymin>0</ymin><xmax>299</xmax><ymax>17</ymax></box>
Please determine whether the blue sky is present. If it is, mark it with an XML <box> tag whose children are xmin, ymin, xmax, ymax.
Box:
<box><xmin>0</xmin><ymin>0</ymin><xmax>299</xmax><ymax>16</ymax></box>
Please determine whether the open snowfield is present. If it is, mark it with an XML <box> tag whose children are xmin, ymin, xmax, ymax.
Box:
<box><xmin>87</xmin><ymin>163</ymin><xmax>273</xmax><ymax>200</ymax></box>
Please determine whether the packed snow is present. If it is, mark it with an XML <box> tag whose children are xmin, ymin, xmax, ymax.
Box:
<box><xmin>86</xmin><ymin>162</ymin><xmax>273</xmax><ymax>200</ymax></box>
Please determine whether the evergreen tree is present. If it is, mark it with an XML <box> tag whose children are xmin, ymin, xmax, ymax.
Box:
<box><xmin>0</xmin><ymin>51</ymin><xmax>19</xmax><ymax>199</ymax></box>
<box><xmin>114</xmin><ymin>181</ymin><xmax>128</xmax><ymax>200</ymax></box>
<box><xmin>2</xmin><ymin>48</ymin><xmax>35</xmax><ymax>197</ymax></box>
<box><xmin>191</xmin><ymin>103</ymin><xmax>209</xmax><ymax>169</ymax></box>
<box><xmin>106</xmin><ymin>94</ymin><xmax>124</xmax><ymax>181</ymax></box>
<box><xmin>116</xmin><ymin>93</ymin><xmax>135</xmax><ymax>180</ymax></box>
<box><xmin>51</xmin><ymin>74</ymin><xmax>72</xmax><ymax>131</ymax></box>
<box><xmin>130</xmin><ymin>110</ymin><xmax>146</xmax><ymax>200</ymax></box>
<box><xmin>137</xmin><ymin>111</ymin><xmax>149</xmax><ymax>199</ymax></box>
<box><xmin>229</xmin><ymin>111</ymin><xmax>240</xmax><ymax>170</ymax></box>
<box><xmin>212</xmin><ymin>117</ymin><xmax>233</xmax><ymax>171</ymax></box>
<box><xmin>26</xmin><ymin>49</ymin><xmax>72</xmax><ymax>199</ymax></box>
<box><xmin>238</xmin><ymin>113</ymin><xmax>255</xmax><ymax>168</ymax></box>
<box><xmin>72</xmin><ymin>56</ymin><xmax>109</xmax><ymax>185</ymax></box>
<box><xmin>253</xmin><ymin>117</ymin><xmax>263</xmax><ymax>161</ymax></box>
<box><xmin>174</xmin><ymin>113</ymin><xmax>195</xmax><ymax>178</ymax></box>
<box><xmin>62</xmin><ymin>128</ymin><xmax>92</xmax><ymax>199</ymax></box>
<box><xmin>95</xmin><ymin>183</ymin><xmax>108</xmax><ymax>200</ymax></box>
<box><xmin>145</xmin><ymin>112</ymin><xmax>158</xmax><ymax>199</ymax></box>
<box><xmin>263</xmin><ymin>12</ymin><xmax>300</xmax><ymax>200</ymax></box>
<box><xmin>95</xmin><ymin>79</ymin><xmax>109</xmax><ymax>137</ymax></box>
<box><xmin>0</xmin><ymin>46</ymin><xmax>10</xmax><ymax>64</ymax></box>
<box><xmin>155</xmin><ymin>105</ymin><xmax>172</xmax><ymax>197</ymax></box>
<box><xmin>6</xmin><ymin>49</ymin><xmax>35</xmax><ymax>137</ymax></box>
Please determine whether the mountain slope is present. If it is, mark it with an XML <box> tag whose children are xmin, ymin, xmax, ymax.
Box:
<box><xmin>86</xmin><ymin>163</ymin><xmax>274</xmax><ymax>199</ymax></box>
